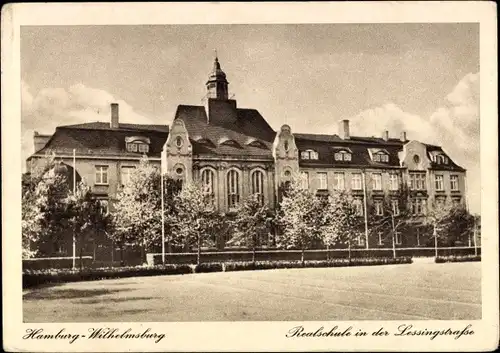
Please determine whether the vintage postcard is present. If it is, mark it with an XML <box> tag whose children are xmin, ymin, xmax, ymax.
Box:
<box><xmin>2</xmin><ymin>2</ymin><xmax>498</xmax><ymax>352</ymax></box>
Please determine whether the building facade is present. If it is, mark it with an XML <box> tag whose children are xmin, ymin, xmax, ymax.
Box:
<box><xmin>26</xmin><ymin>56</ymin><xmax>467</xmax><ymax>249</ymax></box>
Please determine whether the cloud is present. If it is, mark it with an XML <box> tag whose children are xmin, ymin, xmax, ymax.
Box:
<box><xmin>21</xmin><ymin>81</ymin><xmax>154</xmax><ymax>164</ymax></box>
<box><xmin>345</xmin><ymin>72</ymin><xmax>480</xmax><ymax>214</ymax></box>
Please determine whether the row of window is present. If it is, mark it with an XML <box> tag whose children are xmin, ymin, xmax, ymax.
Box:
<box><xmin>410</xmin><ymin>173</ymin><xmax>460</xmax><ymax>191</ymax></box>
<box><xmin>126</xmin><ymin>142</ymin><xmax>149</xmax><ymax>153</ymax></box>
<box><xmin>300</xmin><ymin>149</ymin><xmax>389</xmax><ymax>163</ymax></box>
<box><xmin>300</xmin><ymin>172</ymin><xmax>400</xmax><ymax>191</ymax></box>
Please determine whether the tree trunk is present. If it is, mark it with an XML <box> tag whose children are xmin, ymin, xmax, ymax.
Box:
<box><xmin>120</xmin><ymin>245</ymin><xmax>124</xmax><ymax>267</ymax></box>
<box><xmin>326</xmin><ymin>244</ymin><xmax>330</xmax><ymax>261</ymax></box>
<box><xmin>79</xmin><ymin>239</ymin><xmax>83</xmax><ymax>272</ymax></box>
<box><xmin>252</xmin><ymin>245</ymin><xmax>256</xmax><ymax>264</ymax></box>
<box><xmin>348</xmin><ymin>239</ymin><xmax>352</xmax><ymax>261</ymax></box>
<box><xmin>301</xmin><ymin>246</ymin><xmax>305</xmax><ymax>266</ymax></box>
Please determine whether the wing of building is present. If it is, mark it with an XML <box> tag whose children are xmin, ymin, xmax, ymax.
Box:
<box><xmin>26</xmin><ymin>55</ymin><xmax>467</xmax><ymax>247</ymax></box>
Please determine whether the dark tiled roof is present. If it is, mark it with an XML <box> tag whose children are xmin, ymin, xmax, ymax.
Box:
<box><xmin>425</xmin><ymin>144</ymin><xmax>466</xmax><ymax>172</ymax></box>
<box><xmin>295</xmin><ymin>136</ymin><xmax>404</xmax><ymax>169</ymax></box>
<box><xmin>175</xmin><ymin>105</ymin><xmax>276</xmax><ymax>159</ymax></box>
<box><xmin>60</xmin><ymin>121</ymin><xmax>169</xmax><ymax>133</ymax></box>
<box><xmin>32</xmin><ymin>124</ymin><xmax>168</xmax><ymax>158</ymax></box>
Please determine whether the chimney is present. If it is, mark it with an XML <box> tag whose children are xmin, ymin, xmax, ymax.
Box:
<box><xmin>382</xmin><ymin>130</ymin><xmax>389</xmax><ymax>141</ymax></box>
<box><xmin>110</xmin><ymin>103</ymin><xmax>119</xmax><ymax>129</ymax></box>
<box><xmin>339</xmin><ymin>119</ymin><xmax>350</xmax><ymax>140</ymax></box>
<box><xmin>33</xmin><ymin>131</ymin><xmax>51</xmax><ymax>153</ymax></box>
<box><xmin>400</xmin><ymin>131</ymin><xmax>407</xmax><ymax>142</ymax></box>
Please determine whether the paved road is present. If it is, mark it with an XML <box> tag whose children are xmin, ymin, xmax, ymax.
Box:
<box><xmin>23</xmin><ymin>262</ymin><xmax>481</xmax><ymax>322</ymax></box>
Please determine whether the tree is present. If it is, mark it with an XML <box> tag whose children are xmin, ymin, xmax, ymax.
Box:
<box><xmin>22</xmin><ymin>162</ymin><xmax>72</xmax><ymax>257</ymax></box>
<box><xmin>445</xmin><ymin>204</ymin><xmax>475</xmax><ymax>246</ymax></box>
<box><xmin>368</xmin><ymin>183</ymin><xmax>413</xmax><ymax>258</ymax></box>
<box><xmin>322</xmin><ymin>190</ymin><xmax>360</xmax><ymax>260</ymax></box>
<box><xmin>111</xmin><ymin>156</ymin><xmax>163</xmax><ymax>261</ymax></box>
<box><xmin>227</xmin><ymin>194</ymin><xmax>273</xmax><ymax>263</ymax></box>
<box><xmin>66</xmin><ymin>181</ymin><xmax>112</xmax><ymax>269</ymax></box>
<box><xmin>277</xmin><ymin>177</ymin><xmax>323</xmax><ymax>264</ymax></box>
<box><xmin>424</xmin><ymin>200</ymin><xmax>455</xmax><ymax>257</ymax></box>
<box><xmin>173</xmin><ymin>182</ymin><xmax>220</xmax><ymax>265</ymax></box>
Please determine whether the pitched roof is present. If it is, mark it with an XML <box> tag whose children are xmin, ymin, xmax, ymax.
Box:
<box><xmin>175</xmin><ymin>105</ymin><xmax>276</xmax><ymax>159</ymax></box>
<box><xmin>295</xmin><ymin>135</ymin><xmax>404</xmax><ymax>169</ymax></box>
<box><xmin>32</xmin><ymin>123</ymin><xmax>169</xmax><ymax>158</ymax></box>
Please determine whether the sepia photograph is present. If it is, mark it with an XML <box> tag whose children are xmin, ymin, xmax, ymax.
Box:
<box><xmin>2</xmin><ymin>2</ymin><xmax>498</xmax><ymax>352</ymax></box>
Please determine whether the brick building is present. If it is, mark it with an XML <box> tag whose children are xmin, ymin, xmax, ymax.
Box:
<box><xmin>26</xmin><ymin>56</ymin><xmax>467</xmax><ymax>250</ymax></box>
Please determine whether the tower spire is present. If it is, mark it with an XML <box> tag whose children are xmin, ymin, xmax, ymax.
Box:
<box><xmin>206</xmin><ymin>50</ymin><xmax>229</xmax><ymax>100</ymax></box>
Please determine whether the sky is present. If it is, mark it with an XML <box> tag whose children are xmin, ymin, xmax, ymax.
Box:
<box><xmin>20</xmin><ymin>24</ymin><xmax>480</xmax><ymax>213</ymax></box>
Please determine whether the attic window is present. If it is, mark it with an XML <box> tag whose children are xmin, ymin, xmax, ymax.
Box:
<box><xmin>126</xmin><ymin>142</ymin><xmax>149</xmax><ymax>153</ymax></box>
<box><xmin>246</xmin><ymin>138</ymin><xmax>267</xmax><ymax>149</ymax></box>
<box><xmin>435</xmin><ymin>154</ymin><xmax>448</xmax><ymax>165</ymax></box>
<box><xmin>334</xmin><ymin>150</ymin><xmax>352</xmax><ymax>162</ymax></box>
<box><xmin>219</xmin><ymin>137</ymin><xmax>240</xmax><ymax>148</ymax></box>
<box><xmin>300</xmin><ymin>149</ymin><xmax>319</xmax><ymax>160</ymax></box>
<box><xmin>373</xmin><ymin>152</ymin><xmax>389</xmax><ymax>163</ymax></box>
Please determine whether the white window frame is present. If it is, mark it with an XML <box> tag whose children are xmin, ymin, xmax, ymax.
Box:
<box><xmin>300</xmin><ymin>172</ymin><xmax>309</xmax><ymax>190</ymax></box>
<box><xmin>435</xmin><ymin>175</ymin><xmax>444</xmax><ymax>191</ymax></box>
<box><xmin>378</xmin><ymin>232</ymin><xmax>384</xmax><ymax>246</ymax></box>
<box><xmin>227</xmin><ymin>169</ymin><xmax>241</xmax><ymax>209</ymax></box>
<box><xmin>391</xmin><ymin>199</ymin><xmax>400</xmax><ymax>216</ymax></box>
<box><xmin>354</xmin><ymin>198</ymin><xmax>364</xmax><ymax>216</ymax></box>
<box><xmin>127</xmin><ymin>143</ymin><xmax>138</xmax><ymax>152</ymax></box>
<box><xmin>333</xmin><ymin>172</ymin><xmax>345</xmax><ymax>190</ymax></box>
<box><xmin>98</xmin><ymin>199</ymin><xmax>109</xmax><ymax>214</ymax></box>
<box><xmin>410</xmin><ymin>173</ymin><xmax>426</xmax><ymax>190</ymax></box>
<box><xmin>201</xmin><ymin>168</ymin><xmax>216</xmax><ymax>203</ymax></box>
<box><xmin>352</xmin><ymin>173</ymin><xmax>362</xmax><ymax>190</ymax></box>
<box><xmin>395</xmin><ymin>231</ymin><xmax>402</xmax><ymax>245</ymax></box>
<box><xmin>120</xmin><ymin>166</ymin><xmax>135</xmax><ymax>186</ymax></box>
<box><xmin>138</xmin><ymin>144</ymin><xmax>149</xmax><ymax>153</ymax></box>
<box><xmin>301</xmin><ymin>149</ymin><xmax>319</xmax><ymax>160</ymax></box>
<box><xmin>389</xmin><ymin>173</ymin><xmax>399</xmax><ymax>191</ymax></box>
<box><xmin>372</xmin><ymin>173</ymin><xmax>382</xmax><ymax>191</ymax></box>
<box><xmin>95</xmin><ymin>165</ymin><xmax>109</xmax><ymax>185</ymax></box>
<box><xmin>374</xmin><ymin>200</ymin><xmax>384</xmax><ymax>216</ymax></box>
<box><xmin>251</xmin><ymin>169</ymin><xmax>265</xmax><ymax>205</ymax></box>
<box><xmin>450</xmin><ymin>175</ymin><xmax>459</xmax><ymax>191</ymax></box>
<box><xmin>317</xmin><ymin>172</ymin><xmax>328</xmax><ymax>190</ymax></box>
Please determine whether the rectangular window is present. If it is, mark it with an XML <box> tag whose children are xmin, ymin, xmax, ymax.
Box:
<box><xmin>351</xmin><ymin>173</ymin><xmax>362</xmax><ymax>190</ymax></box>
<box><xmin>334</xmin><ymin>152</ymin><xmax>342</xmax><ymax>161</ymax></box>
<box><xmin>333</xmin><ymin>172</ymin><xmax>345</xmax><ymax>190</ymax></box>
<box><xmin>381</xmin><ymin>154</ymin><xmax>389</xmax><ymax>163</ymax></box>
<box><xmin>138</xmin><ymin>144</ymin><xmax>149</xmax><ymax>153</ymax></box>
<box><xmin>121</xmin><ymin>166</ymin><xmax>135</xmax><ymax>186</ymax></box>
<box><xmin>435</xmin><ymin>175</ymin><xmax>444</xmax><ymax>191</ymax></box>
<box><xmin>127</xmin><ymin>143</ymin><xmax>138</xmax><ymax>152</ymax></box>
<box><xmin>395</xmin><ymin>231</ymin><xmax>402</xmax><ymax>245</ymax></box>
<box><xmin>389</xmin><ymin>173</ymin><xmax>399</xmax><ymax>191</ymax></box>
<box><xmin>373</xmin><ymin>154</ymin><xmax>380</xmax><ymax>162</ymax></box>
<box><xmin>301</xmin><ymin>172</ymin><xmax>309</xmax><ymax>190</ymax></box>
<box><xmin>95</xmin><ymin>166</ymin><xmax>108</xmax><ymax>185</ymax></box>
<box><xmin>378</xmin><ymin>232</ymin><xmax>384</xmax><ymax>246</ymax></box>
<box><xmin>372</xmin><ymin>173</ymin><xmax>382</xmax><ymax>191</ymax></box>
<box><xmin>411</xmin><ymin>198</ymin><xmax>426</xmax><ymax>215</ymax></box>
<box><xmin>391</xmin><ymin>199</ymin><xmax>400</xmax><ymax>216</ymax></box>
<box><xmin>343</xmin><ymin>153</ymin><xmax>352</xmax><ymax>161</ymax></box>
<box><xmin>301</xmin><ymin>151</ymin><xmax>310</xmax><ymax>160</ymax></box>
<box><xmin>410</xmin><ymin>173</ymin><xmax>426</xmax><ymax>190</ymax></box>
<box><xmin>450</xmin><ymin>175</ymin><xmax>459</xmax><ymax>191</ymax></box>
<box><xmin>354</xmin><ymin>198</ymin><xmax>364</xmax><ymax>216</ymax></box>
<box><xmin>374</xmin><ymin>200</ymin><xmax>384</xmax><ymax>216</ymax></box>
<box><xmin>317</xmin><ymin>172</ymin><xmax>327</xmax><ymax>190</ymax></box>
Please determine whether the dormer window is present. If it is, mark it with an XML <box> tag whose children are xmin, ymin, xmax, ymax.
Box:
<box><xmin>369</xmin><ymin>148</ymin><xmax>389</xmax><ymax>163</ymax></box>
<box><xmin>125</xmin><ymin>136</ymin><xmax>150</xmax><ymax>154</ymax></box>
<box><xmin>436</xmin><ymin>154</ymin><xmax>448</xmax><ymax>165</ymax></box>
<box><xmin>219</xmin><ymin>137</ymin><xmax>241</xmax><ymax>148</ymax></box>
<box><xmin>334</xmin><ymin>150</ymin><xmax>352</xmax><ymax>162</ymax></box>
<box><xmin>300</xmin><ymin>149</ymin><xmax>319</xmax><ymax>160</ymax></box>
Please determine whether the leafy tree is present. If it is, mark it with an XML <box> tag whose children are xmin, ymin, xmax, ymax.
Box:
<box><xmin>22</xmin><ymin>164</ymin><xmax>72</xmax><ymax>257</ymax></box>
<box><xmin>424</xmin><ymin>199</ymin><xmax>455</xmax><ymax>257</ymax></box>
<box><xmin>66</xmin><ymin>181</ymin><xmax>112</xmax><ymax>269</ymax></box>
<box><xmin>322</xmin><ymin>190</ymin><xmax>360</xmax><ymax>259</ymax></box>
<box><xmin>368</xmin><ymin>183</ymin><xmax>413</xmax><ymax>258</ymax></box>
<box><xmin>445</xmin><ymin>204</ymin><xmax>475</xmax><ymax>246</ymax></box>
<box><xmin>277</xmin><ymin>177</ymin><xmax>323</xmax><ymax>264</ymax></box>
<box><xmin>173</xmin><ymin>182</ymin><xmax>220</xmax><ymax>265</ymax></box>
<box><xmin>227</xmin><ymin>194</ymin><xmax>273</xmax><ymax>263</ymax></box>
<box><xmin>111</xmin><ymin>157</ymin><xmax>163</xmax><ymax>260</ymax></box>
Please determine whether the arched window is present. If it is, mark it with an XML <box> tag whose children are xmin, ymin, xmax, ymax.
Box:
<box><xmin>201</xmin><ymin>168</ymin><xmax>216</xmax><ymax>203</ymax></box>
<box><xmin>251</xmin><ymin>170</ymin><xmax>265</xmax><ymax>205</ymax></box>
<box><xmin>227</xmin><ymin>169</ymin><xmax>240</xmax><ymax>209</ymax></box>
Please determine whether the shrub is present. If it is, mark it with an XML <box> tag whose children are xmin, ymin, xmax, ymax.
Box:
<box><xmin>225</xmin><ymin>257</ymin><xmax>412</xmax><ymax>272</ymax></box>
<box><xmin>193</xmin><ymin>263</ymin><xmax>224</xmax><ymax>273</ymax></box>
<box><xmin>23</xmin><ymin>256</ymin><xmax>93</xmax><ymax>271</ymax></box>
<box><xmin>435</xmin><ymin>255</ymin><xmax>481</xmax><ymax>263</ymax></box>
<box><xmin>23</xmin><ymin>264</ymin><xmax>192</xmax><ymax>289</ymax></box>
